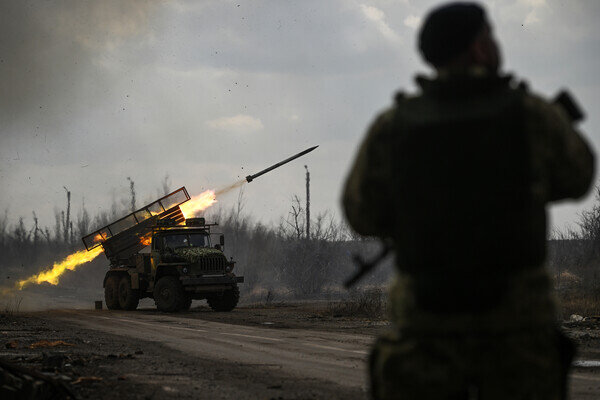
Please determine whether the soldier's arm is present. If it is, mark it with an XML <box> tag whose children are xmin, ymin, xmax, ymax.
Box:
<box><xmin>342</xmin><ymin>109</ymin><xmax>395</xmax><ymax>237</ymax></box>
<box><xmin>526</xmin><ymin>95</ymin><xmax>595</xmax><ymax>202</ymax></box>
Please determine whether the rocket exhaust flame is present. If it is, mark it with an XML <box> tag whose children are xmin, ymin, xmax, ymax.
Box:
<box><xmin>180</xmin><ymin>190</ymin><xmax>217</xmax><ymax>219</ymax></box>
<box><xmin>179</xmin><ymin>181</ymin><xmax>246</xmax><ymax>219</ymax></box>
<box><xmin>14</xmin><ymin>247</ymin><xmax>104</xmax><ymax>292</ymax></box>
<box><xmin>139</xmin><ymin>233</ymin><xmax>152</xmax><ymax>246</ymax></box>
<box><xmin>215</xmin><ymin>180</ymin><xmax>246</xmax><ymax>196</ymax></box>
<box><xmin>4</xmin><ymin>230</ymin><xmax>151</xmax><ymax>295</ymax></box>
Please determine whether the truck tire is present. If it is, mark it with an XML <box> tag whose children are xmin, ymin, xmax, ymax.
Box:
<box><xmin>154</xmin><ymin>276</ymin><xmax>185</xmax><ymax>312</ymax></box>
<box><xmin>105</xmin><ymin>275</ymin><xmax>121</xmax><ymax>310</ymax></box>
<box><xmin>207</xmin><ymin>285</ymin><xmax>239</xmax><ymax>312</ymax></box>
<box><xmin>118</xmin><ymin>276</ymin><xmax>140</xmax><ymax>311</ymax></box>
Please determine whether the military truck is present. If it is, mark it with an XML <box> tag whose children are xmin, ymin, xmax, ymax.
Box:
<box><xmin>82</xmin><ymin>187</ymin><xmax>243</xmax><ymax>312</ymax></box>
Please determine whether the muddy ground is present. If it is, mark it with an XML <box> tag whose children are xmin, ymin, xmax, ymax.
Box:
<box><xmin>0</xmin><ymin>302</ymin><xmax>599</xmax><ymax>399</ymax></box>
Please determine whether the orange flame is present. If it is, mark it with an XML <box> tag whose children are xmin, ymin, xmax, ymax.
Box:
<box><xmin>15</xmin><ymin>247</ymin><xmax>104</xmax><ymax>291</ymax></box>
<box><xmin>180</xmin><ymin>190</ymin><xmax>217</xmax><ymax>218</ymax></box>
<box><xmin>139</xmin><ymin>233</ymin><xmax>152</xmax><ymax>246</ymax></box>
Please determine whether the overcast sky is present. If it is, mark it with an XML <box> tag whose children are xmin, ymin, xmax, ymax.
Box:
<box><xmin>1</xmin><ymin>0</ymin><xmax>599</xmax><ymax>235</ymax></box>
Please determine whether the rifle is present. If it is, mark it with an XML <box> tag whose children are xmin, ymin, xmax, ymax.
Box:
<box><xmin>344</xmin><ymin>240</ymin><xmax>393</xmax><ymax>289</ymax></box>
<box><xmin>554</xmin><ymin>90</ymin><xmax>584</xmax><ymax>123</ymax></box>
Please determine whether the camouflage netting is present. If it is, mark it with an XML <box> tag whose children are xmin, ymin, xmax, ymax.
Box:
<box><xmin>174</xmin><ymin>247</ymin><xmax>223</xmax><ymax>264</ymax></box>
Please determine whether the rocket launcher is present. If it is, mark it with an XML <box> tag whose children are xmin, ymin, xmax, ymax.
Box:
<box><xmin>82</xmin><ymin>187</ymin><xmax>191</xmax><ymax>264</ymax></box>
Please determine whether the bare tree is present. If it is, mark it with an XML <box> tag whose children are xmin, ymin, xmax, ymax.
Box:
<box><xmin>281</xmin><ymin>195</ymin><xmax>304</xmax><ymax>240</ymax></box>
<box><xmin>127</xmin><ymin>177</ymin><xmax>137</xmax><ymax>212</ymax></box>
<box><xmin>161</xmin><ymin>174</ymin><xmax>171</xmax><ymax>196</ymax></box>
<box><xmin>76</xmin><ymin>199</ymin><xmax>91</xmax><ymax>240</ymax></box>
<box><xmin>32</xmin><ymin>211</ymin><xmax>40</xmax><ymax>245</ymax></box>
<box><xmin>0</xmin><ymin>209</ymin><xmax>8</xmax><ymax>248</ymax></box>
<box><xmin>53</xmin><ymin>209</ymin><xmax>61</xmax><ymax>242</ymax></box>
<box><xmin>577</xmin><ymin>185</ymin><xmax>600</xmax><ymax>260</ymax></box>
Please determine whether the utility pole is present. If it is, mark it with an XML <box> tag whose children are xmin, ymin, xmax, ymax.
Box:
<box><xmin>63</xmin><ymin>187</ymin><xmax>71</xmax><ymax>244</ymax></box>
<box><xmin>305</xmin><ymin>165</ymin><xmax>310</xmax><ymax>240</ymax></box>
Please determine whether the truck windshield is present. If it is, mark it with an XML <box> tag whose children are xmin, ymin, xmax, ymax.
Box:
<box><xmin>188</xmin><ymin>233</ymin><xmax>209</xmax><ymax>247</ymax></box>
<box><xmin>163</xmin><ymin>233</ymin><xmax>209</xmax><ymax>249</ymax></box>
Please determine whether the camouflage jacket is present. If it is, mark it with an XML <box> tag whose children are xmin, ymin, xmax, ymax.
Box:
<box><xmin>342</xmin><ymin>72</ymin><xmax>594</xmax><ymax>325</ymax></box>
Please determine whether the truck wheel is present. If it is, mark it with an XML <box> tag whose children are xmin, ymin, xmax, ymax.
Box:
<box><xmin>118</xmin><ymin>276</ymin><xmax>140</xmax><ymax>311</ymax></box>
<box><xmin>207</xmin><ymin>285</ymin><xmax>239</xmax><ymax>312</ymax></box>
<box><xmin>154</xmin><ymin>276</ymin><xmax>185</xmax><ymax>312</ymax></box>
<box><xmin>105</xmin><ymin>275</ymin><xmax>121</xmax><ymax>310</ymax></box>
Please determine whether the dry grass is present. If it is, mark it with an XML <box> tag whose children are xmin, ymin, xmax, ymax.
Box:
<box><xmin>327</xmin><ymin>287</ymin><xmax>386</xmax><ymax>319</ymax></box>
<box><xmin>557</xmin><ymin>289</ymin><xmax>600</xmax><ymax>319</ymax></box>
<box><xmin>2</xmin><ymin>295</ymin><xmax>23</xmax><ymax>316</ymax></box>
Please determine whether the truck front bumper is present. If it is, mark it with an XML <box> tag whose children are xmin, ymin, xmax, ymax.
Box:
<box><xmin>179</xmin><ymin>275</ymin><xmax>244</xmax><ymax>286</ymax></box>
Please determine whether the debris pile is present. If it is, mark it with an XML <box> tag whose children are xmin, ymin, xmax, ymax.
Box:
<box><xmin>0</xmin><ymin>358</ymin><xmax>75</xmax><ymax>399</ymax></box>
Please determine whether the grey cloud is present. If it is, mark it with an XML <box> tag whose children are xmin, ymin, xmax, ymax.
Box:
<box><xmin>149</xmin><ymin>1</ymin><xmax>410</xmax><ymax>75</ymax></box>
<box><xmin>0</xmin><ymin>0</ymin><xmax>160</xmax><ymax>130</ymax></box>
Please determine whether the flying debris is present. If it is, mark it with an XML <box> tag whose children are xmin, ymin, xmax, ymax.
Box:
<box><xmin>245</xmin><ymin>145</ymin><xmax>318</xmax><ymax>183</ymax></box>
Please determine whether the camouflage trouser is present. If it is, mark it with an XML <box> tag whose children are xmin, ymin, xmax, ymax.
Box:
<box><xmin>370</xmin><ymin>327</ymin><xmax>574</xmax><ymax>400</ymax></box>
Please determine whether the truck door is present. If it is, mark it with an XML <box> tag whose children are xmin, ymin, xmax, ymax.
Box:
<box><xmin>150</xmin><ymin>236</ymin><xmax>162</xmax><ymax>280</ymax></box>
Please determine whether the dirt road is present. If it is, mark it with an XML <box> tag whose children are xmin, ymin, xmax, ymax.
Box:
<box><xmin>1</xmin><ymin>306</ymin><xmax>373</xmax><ymax>399</ymax></box>
<box><xmin>1</xmin><ymin>304</ymin><xmax>599</xmax><ymax>399</ymax></box>
<box><xmin>58</xmin><ymin>309</ymin><xmax>371</xmax><ymax>391</ymax></box>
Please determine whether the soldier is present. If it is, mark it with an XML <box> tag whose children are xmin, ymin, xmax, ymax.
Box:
<box><xmin>342</xmin><ymin>2</ymin><xmax>594</xmax><ymax>400</ymax></box>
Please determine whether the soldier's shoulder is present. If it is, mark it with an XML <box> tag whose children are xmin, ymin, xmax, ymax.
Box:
<box><xmin>368</xmin><ymin>88</ymin><xmax>423</xmax><ymax>134</ymax></box>
<box><xmin>393</xmin><ymin>88</ymin><xmax>423</xmax><ymax>105</ymax></box>
<box><xmin>388</xmin><ymin>89</ymin><xmax>423</xmax><ymax>116</ymax></box>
